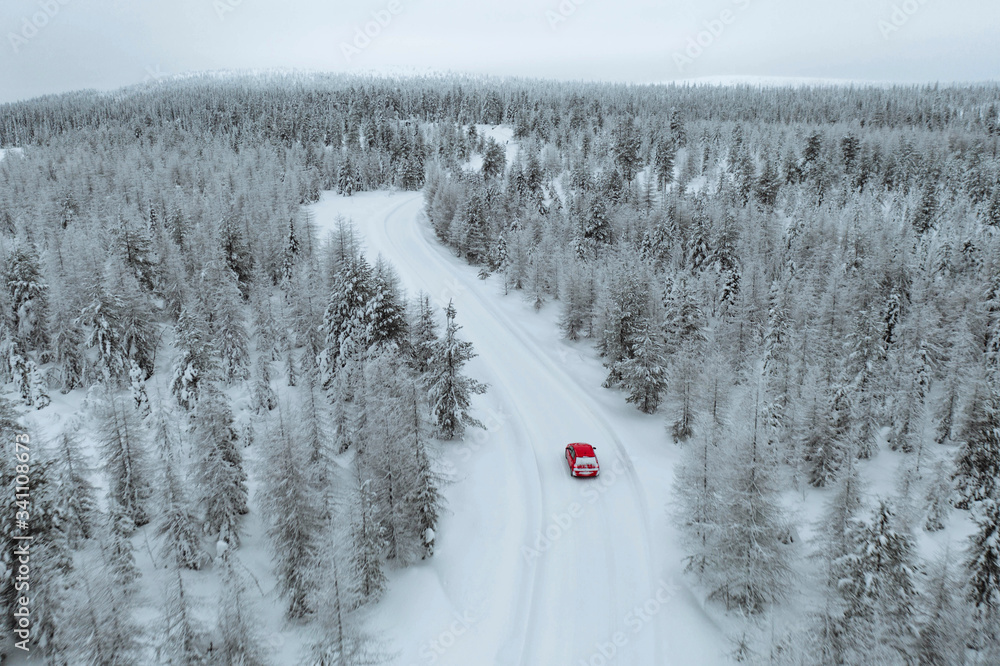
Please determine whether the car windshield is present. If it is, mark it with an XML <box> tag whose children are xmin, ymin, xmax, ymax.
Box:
<box><xmin>575</xmin><ymin>456</ymin><xmax>597</xmax><ymax>467</ymax></box>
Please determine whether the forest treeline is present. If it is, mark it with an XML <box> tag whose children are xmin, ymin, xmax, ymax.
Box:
<box><xmin>1</xmin><ymin>72</ymin><xmax>999</xmax><ymax>663</ymax></box>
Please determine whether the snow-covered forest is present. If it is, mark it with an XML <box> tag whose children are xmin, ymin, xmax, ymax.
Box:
<box><xmin>1</xmin><ymin>73</ymin><xmax>999</xmax><ymax>664</ymax></box>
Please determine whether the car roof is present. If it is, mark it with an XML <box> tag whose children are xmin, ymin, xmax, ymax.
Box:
<box><xmin>568</xmin><ymin>442</ymin><xmax>596</xmax><ymax>456</ymax></box>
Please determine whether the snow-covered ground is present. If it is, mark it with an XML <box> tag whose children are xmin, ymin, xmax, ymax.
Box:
<box><xmin>0</xmin><ymin>147</ymin><xmax>24</xmax><ymax>161</ymax></box>
<box><xmin>308</xmin><ymin>190</ymin><xmax>727</xmax><ymax>665</ymax></box>
<box><xmin>465</xmin><ymin>124</ymin><xmax>518</xmax><ymax>174</ymax></box>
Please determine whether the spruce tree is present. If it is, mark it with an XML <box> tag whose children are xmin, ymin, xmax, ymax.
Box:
<box><xmin>105</xmin><ymin>499</ymin><xmax>141</xmax><ymax>597</ymax></box>
<box><xmin>708</xmin><ymin>391</ymin><xmax>792</xmax><ymax>614</ymax></box>
<box><xmin>923</xmin><ymin>459</ymin><xmax>953</xmax><ymax>532</ymax></box>
<box><xmin>426</xmin><ymin>301</ymin><xmax>488</xmax><ymax>440</ymax></box>
<box><xmin>151</xmin><ymin>400</ymin><xmax>206</xmax><ymax>570</ymax></box>
<box><xmin>97</xmin><ymin>394</ymin><xmax>151</xmax><ymax>528</ymax></box>
<box><xmin>369</xmin><ymin>257</ymin><xmax>408</xmax><ymax>347</ymax></box>
<box><xmin>952</xmin><ymin>381</ymin><xmax>1000</xmax><ymax>509</ymax></box>
<box><xmin>673</xmin><ymin>413</ymin><xmax>724</xmax><ymax>578</ymax></box>
<box><xmin>663</xmin><ymin>276</ymin><xmax>706</xmax><ymax>440</ymax></box>
<box><xmin>204</xmin><ymin>263</ymin><xmax>250</xmax><ymax>384</ymax></box>
<box><xmin>409</xmin><ymin>291</ymin><xmax>438</xmax><ymax>374</ymax></box>
<box><xmin>251</xmin><ymin>353</ymin><xmax>278</xmax><ymax>414</ymax></box>
<box><xmin>159</xmin><ymin>566</ymin><xmax>208</xmax><ymax>664</ymax></box>
<box><xmin>170</xmin><ymin>306</ymin><xmax>216</xmax><ymax>410</ymax></box>
<box><xmin>66</xmin><ymin>562</ymin><xmax>142</xmax><ymax>665</ymax></box>
<box><xmin>54</xmin><ymin>430</ymin><xmax>98</xmax><ymax>548</ymax></box>
<box><xmin>216</xmin><ymin>552</ymin><xmax>271</xmax><ymax>666</ymax></box>
<box><xmin>916</xmin><ymin>551</ymin><xmax>968</xmax><ymax>666</ymax></box>
<box><xmin>837</xmin><ymin>500</ymin><xmax>918</xmax><ymax>660</ymax></box>
<box><xmin>192</xmin><ymin>385</ymin><xmax>248</xmax><ymax>547</ymax></box>
<box><xmin>307</xmin><ymin>521</ymin><xmax>384</xmax><ymax>666</ymax></box>
<box><xmin>319</xmin><ymin>254</ymin><xmax>376</xmax><ymax>382</ymax></box>
<box><xmin>3</xmin><ymin>243</ymin><xmax>49</xmax><ymax>352</ymax></box>
<box><xmin>259</xmin><ymin>409</ymin><xmax>322</xmax><ymax>619</ymax></box>
<box><xmin>616</xmin><ymin>331</ymin><xmax>668</xmax><ymax>414</ymax></box>
<box><xmin>967</xmin><ymin>498</ymin><xmax>1000</xmax><ymax>614</ymax></box>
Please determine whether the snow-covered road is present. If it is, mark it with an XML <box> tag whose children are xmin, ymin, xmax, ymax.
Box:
<box><xmin>309</xmin><ymin>191</ymin><xmax>725</xmax><ymax>666</ymax></box>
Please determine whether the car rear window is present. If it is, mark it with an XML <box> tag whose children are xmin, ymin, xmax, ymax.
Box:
<box><xmin>575</xmin><ymin>456</ymin><xmax>597</xmax><ymax>467</ymax></box>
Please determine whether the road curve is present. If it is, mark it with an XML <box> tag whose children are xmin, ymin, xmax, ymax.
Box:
<box><xmin>346</xmin><ymin>193</ymin><xmax>664</xmax><ymax>665</ymax></box>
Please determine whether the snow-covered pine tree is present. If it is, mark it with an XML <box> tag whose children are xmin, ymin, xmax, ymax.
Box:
<box><xmin>663</xmin><ymin>275</ymin><xmax>707</xmax><ymax>441</ymax></box>
<box><xmin>250</xmin><ymin>353</ymin><xmax>278</xmax><ymax>414</ymax></box>
<box><xmin>202</xmin><ymin>262</ymin><xmax>250</xmax><ymax>384</ymax></box>
<box><xmin>329</xmin><ymin>348</ymin><xmax>363</xmax><ymax>454</ymax></box>
<box><xmin>65</xmin><ymin>564</ymin><xmax>142</xmax><ymax>665</ymax></box>
<box><xmin>952</xmin><ymin>379</ymin><xmax>1000</xmax><ymax>509</ymax></box>
<box><xmin>129</xmin><ymin>359</ymin><xmax>150</xmax><ymax>415</ymax></box>
<box><xmin>369</xmin><ymin>256</ymin><xmax>408</xmax><ymax>347</ymax></box>
<box><xmin>114</xmin><ymin>211</ymin><xmax>158</xmax><ymax>292</ymax></box>
<box><xmin>596</xmin><ymin>263</ymin><xmax>647</xmax><ymax>387</ymax></box>
<box><xmin>923</xmin><ymin>458</ymin><xmax>953</xmax><ymax>532</ymax></box>
<box><xmin>219</xmin><ymin>214</ymin><xmax>255</xmax><ymax>298</ymax></box>
<box><xmin>337</xmin><ymin>153</ymin><xmax>357</xmax><ymax>196</ymax></box>
<box><xmin>9</xmin><ymin>351</ymin><xmax>49</xmax><ymax>408</ymax></box>
<box><xmin>612</xmin><ymin>115</ymin><xmax>642</xmax><ymax>183</ymax></box>
<box><xmin>616</xmin><ymin>331</ymin><xmax>668</xmax><ymax>414</ymax></box>
<box><xmin>192</xmin><ymin>385</ymin><xmax>248</xmax><ymax>547</ymax></box>
<box><xmin>53</xmin><ymin>429</ymin><xmax>98</xmax><ymax>548</ymax></box>
<box><xmin>158</xmin><ymin>566</ymin><xmax>208</xmax><ymax>664</ymax></box>
<box><xmin>109</xmin><ymin>264</ymin><xmax>157</xmax><ymax>380</ymax></box>
<box><xmin>887</xmin><ymin>343</ymin><xmax>932</xmax><ymax>458</ymax></box>
<box><xmin>707</xmin><ymin>388</ymin><xmax>792</xmax><ymax>614</ymax></box>
<box><xmin>259</xmin><ymin>408</ymin><xmax>322</xmax><ymax>619</ymax></box>
<box><xmin>96</xmin><ymin>394</ymin><xmax>151</xmax><ymax>528</ymax></box>
<box><xmin>288</xmin><ymin>261</ymin><xmax>328</xmax><ymax>374</ymax></box>
<box><xmin>286</xmin><ymin>347</ymin><xmax>298</xmax><ymax>387</ymax></box>
<box><xmin>800</xmin><ymin>373</ymin><xmax>847</xmax><ymax>488</ymax></box>
<box><xmin>762</xmin><ymin>279</ymin><xmax>792</xmax><ymax>448</ymax></box>
<box><xmin>815</xmin><ymin>453</ymin><xmax>867</xmax><ymax>587</ymax></box>
<box><xmin>300</xmin><ymin>359</ymin><xmax>334</xmax><ymax>473</ymax></box>
<box><xmin>356</xmin><ymin>346</ymin><xmax>429</xmax><ymax>563</ymax></box>
<box><xmin>45</xmin><ymin>266</ymin><xmax>88</xmax><ymax>392</ymax></box>
<box><xmin>837</xmin><ymin>500</ymin><xmax>918</xmax><ymax>661</ymax></box>
<box><xmin>482</xmin><ymin>137</ymin><xmax>507</xmax><ymax>182</ymax></box>
<box><xmin>673</xmin><ymin>413</ymin><xmax>724</xmax><ymax>578</ymax></box>
<box><xmin>319</xmin><ymin>254</ymin><xmax>376</xmax><ymax>383</ymax></box>
<box><xmin>356</xmin><ymin>347</ymin><xmax>402</xmax><ymax>523</ymax></box>
<box><xmin>845</xmin><ymin>307</ymin><xmax>886</xmax><ymax>459</ymax></box>
<box><xmin>655</xmin><ymin>133</ymin><xmax>676</xmax><ymax>190</ymax></box>
<box><xmin>0</xmin><ymin>443</ymin><xmax>73</xmax><ymax>661</ymax></box>
<box><xmin>105</xmin><ymin>498</ymin><xmax>141</xmax><ymax>597</ymax></box>
<box><xmin>409</xmin><ymin>291</ymin><xmax>438</xmax><ymax>374</ymax></box>
<box><xmin>216</xmin><ymin>551</ymin><xmax>271</xmax><ymax>666</ymax></box>
<box><xmin>426</xmin><ymin>300</ymin><xmax>488</xmax><ymax>440</ymax></box>
<box><xmin>915</xmin><ymin>550</ymin><xmax>968</xmax><ymax>666</ymax></box>
<box><xmin>151</xmin><ymin>399</ymin><xmax>206</xmax><ymax>570</ymax></box>
<box><xmin>77</xmin><ymin>272</ymin><xmax>153</xmax><ymax>385</ymax></box>
<box><xmin>558</xmin><ymin>257</ymin><xmax>596</xmax><ymax>341</ymax></box>
<box><xmin>170</xmin><ymin>306</ymin><xmax>216</xmax><ymax>410</ymax></box>
<box><xmin>282</xmin><ymin>217</ymin><xmax>300</xmax><ymax>283</ymax></box>
<box><xmin>352</xmin><ymin>472</ymin><xmax>387</xmax><ymax>604</ymax></box>
<box><xmin>307</xmin><ymin>519</ymin><xmax>384</xmax><ymax>666</ymax></box>
<box><xmin>405</xmin><ymin>378</ymin><xmax>441</xmax><ymax>559</ymax></box>
<box><xmin>3</xmin><ymin>242</ymin><xmax>49</xmax><ymax>352</ymax></box>
<box><xmin>252</xmin><ymin>280</ymin><xmax>283</xmax><ymax>361</ymax></box>
<box><xmin>966</xmin><ymin>498</ymin><xmax>1000</xmax><ymax>641</ymax></box>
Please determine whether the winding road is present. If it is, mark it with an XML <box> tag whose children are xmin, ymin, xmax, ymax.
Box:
<box><xmin>310</xmin><ymin>190</ymin><xmax>722</xmax><ymax>666</ymax></box>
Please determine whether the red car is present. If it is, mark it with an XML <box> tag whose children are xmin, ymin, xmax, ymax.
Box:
<box><xmin>565</xmin><ymin>443</ymin><xmax>600</xmax><ymax>477</ymax></box>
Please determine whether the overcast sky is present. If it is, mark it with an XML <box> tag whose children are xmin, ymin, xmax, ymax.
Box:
<box><xmin>1</xmin><ymin>0</ymin><xmax>998</xmax><ymax>104</ymax></box>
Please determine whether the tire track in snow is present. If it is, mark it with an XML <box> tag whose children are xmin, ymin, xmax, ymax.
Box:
<box><xmin>373</xmin><ymin>195</ymin><xmax>548</xmax><ymax>664</ymax></box>
<box><xmin>377</xmin><ymin>198</ymin><xmax>662</xmax><ymax>665</ymax></box>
